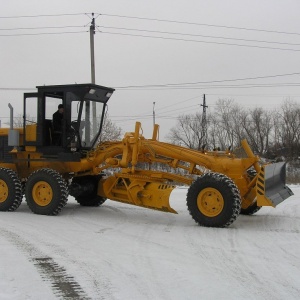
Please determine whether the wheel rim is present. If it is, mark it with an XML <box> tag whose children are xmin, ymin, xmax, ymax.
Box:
<box><xmin>197</xmin><ymin>187</ymin><xmax>224</xmax><ymax>217</ymax></box>
<box><xmin>32</xmin><ymin>181</ymin><xmax>53</xmax><ymax>206</ymax></box>
<box><xmin>0</xmin><ymin>179</ymin><xmax>9</xmax><ymax>203</ymax></box>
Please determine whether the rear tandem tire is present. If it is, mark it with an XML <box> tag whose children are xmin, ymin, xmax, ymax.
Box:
<box><xmin>186</xmin><ymin>172</ymin><xmax>241</xmax><ymax>228</ymax></box>
<box><xmin>72</xmin><ymin>175</ymin><xmax>106</xmax><ymax>207</ymax></box>
<box><xmin>25</xmin><ymin>168</ymin><xmax>68</xmax><ymax>215</ymax></box>
<box><xmin>0</xmin><ymin>167</ymin><xmax>22</xmax><ymax>212</ymax></box>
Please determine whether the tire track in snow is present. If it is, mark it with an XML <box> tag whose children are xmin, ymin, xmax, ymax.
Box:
<box><xmin>127</xmin><ymin>213</ymin><xmax>181</xmax><ymax>300</ymax></box>
<box><xmin>181</xmin><ymin>226</ymin><xmax>275</xmax><ymax>299</ymax></box>
<box><xmin>34</xmin><ymin>238</ymin><xmax>116</xmax><ymax>300</ymax></box>
<box><xmin>0</xmin><ymin>228</ymin><xmax>90</xmax><ymax>299</ymax></box>
<box><xmin>64</xmin><ymin>201</ymin><xmax>130</xmax><ymax>232</ymax></box>
<box><xmin>1</xmin><ymin>204</ymin><xmax>117</xmax><ymax>300</ymax></box>
<box><xmin>183</xmin><ymin>221</ymin><xmax>300</xmax><ymax>300</ymax></box>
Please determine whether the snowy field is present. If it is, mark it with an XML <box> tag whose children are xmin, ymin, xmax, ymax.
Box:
<box><xmin>0</xmin><ymin>185</ymin><xmax>300</xmax><ymax>300</ymax></box>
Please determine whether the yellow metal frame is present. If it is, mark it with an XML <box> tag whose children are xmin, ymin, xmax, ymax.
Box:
<box><xmin>1</xmin><ymin>121</ymin><xmax>283</xmax><ymax>212</ymax></box>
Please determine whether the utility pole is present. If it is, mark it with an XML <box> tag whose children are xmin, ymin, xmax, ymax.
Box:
<box><xmin>153</xmin><ymin>102</ymin><xmax>156</xmax><ymax>128</ymax></box>
<box><xmin>90</xmin><ymin>13</ymin><xmax>96</xmax><ymax>84</ymax></box>
<box><xmin>90</xmin><ymin>13</ymin><xmax>96</xmax><ymax>139</ymax></box>
<box><xmin>201</xmin><ymin>94</ymin><xmax>208</xmax><ymax>148</ymax></box>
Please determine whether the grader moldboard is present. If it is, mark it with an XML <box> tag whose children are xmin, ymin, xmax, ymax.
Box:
<box><xmin>0</xmin><ymin>84</ymin><xmax>294</xmax><ymax>227</ymax></box>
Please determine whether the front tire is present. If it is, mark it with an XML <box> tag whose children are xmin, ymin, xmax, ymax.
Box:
<box><xmin>0</xmin><ymin>167</ymin><xmax>22</xmax><ymax>212</ymax></box>
<box><xmin>25</xmin><ymin>168</ymin><xmax>68</xmax><ymax>215</ymax></box>
<box><xmin>187</xmin><ymin>172</ymin><xmax>241</xmax><ymax>227</ymax></box>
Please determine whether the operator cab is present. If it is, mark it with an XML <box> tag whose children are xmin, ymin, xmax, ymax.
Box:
<box><xmin>23</xmin><ymin>84</ymin><xmax>114</xmax><ymax>159</ymax></box>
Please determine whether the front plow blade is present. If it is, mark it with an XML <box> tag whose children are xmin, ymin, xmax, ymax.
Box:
<box><xmin>256</xmin><ymin>162</ymin><xmax>294</xmax><ymax>207</ymax></box>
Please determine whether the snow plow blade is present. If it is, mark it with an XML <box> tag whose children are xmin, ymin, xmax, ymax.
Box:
<box><xmin>256</xmin><ymin>162</ymin><xmax>294</xmax><ymax>207</ymax></box>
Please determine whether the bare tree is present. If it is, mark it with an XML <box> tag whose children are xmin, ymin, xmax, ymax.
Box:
<box><xmin>99</xmin><ymin>114</ymin><xmax>122</xmax><ymax>142</ymax></box>
<box><xmin>276</xmin><ymin>99</ymin><xmax>300</xmax><ymax>157</ymax></box>
<box><xmin>166</xmin><ymin>113</ymin><xmax>203</xmax><ymax>149</ymax></box>
<box><xmin>167</xmin><ymin>99</ymin><xmax>241</xmax><ymax>150</ymax></box>
<box><xmin>4</xmin><ymin>113</ymin><xmax>35</xmax><ymax>128</ymax></box>
<box><xmin>238</xmin><ymin>107</ymin><xmax>273</xmax><ymax>156</ymax></box>
<box><xmin>212</xmin><ymin>99</ymin><xmax>243</xmax><ymax>149</ymax></box>
<box><xmin>166</xmin><ymin>97</ymin><xmax>300</xmax><ymax>162</ymax></box>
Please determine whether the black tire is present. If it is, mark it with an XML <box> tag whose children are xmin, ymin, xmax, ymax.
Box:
<box><xmin>240</xmin><ymin>202</ymin><xmax>261</xmax><ymax>215</ymax></box>
<box><xmin>21</xmin><ymin>179</ymin><xmax>26</xmax><ymax>196</ymax></box>
<box><xmin>72</xmin><ymin>175</ymin><xmax>106</xmax><ymax>207</ymax></box>
<box><xmin>0</xmin><ymin>167</ymin><xmax>22</xmax><ymax>212</ymax></box>
<box><xmin>76</xmin><ymin>196</ymin><xmax>106</xmax><ymax>207</ymax></box>
<box><xmin>25</xmin><ymin>168</ymin><xmax>68</xmax><ymax>215</ymax></box>
<box><xmin>186</xmin><ymin>172</ymin><xmax>241</xmax><ymax>228</ymax></box>
<box><xmin>240</xmin><ymin>168</ymin><xmax>262</xmax><ymax>215</ymax></box>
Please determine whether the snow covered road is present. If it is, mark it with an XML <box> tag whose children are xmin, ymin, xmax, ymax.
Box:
<box><xmin>1</xmin><ymin>186</ymin><xmax>300</xmax><ymax>300</ymax></box>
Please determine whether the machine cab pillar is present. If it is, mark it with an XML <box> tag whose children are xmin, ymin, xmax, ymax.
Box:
<box><xmin>23</xmin><ymin>84</ymin><xmax>114</xmax><ymax>158</ymax></box>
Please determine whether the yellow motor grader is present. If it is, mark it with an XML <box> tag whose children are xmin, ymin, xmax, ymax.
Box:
<box><xmin>0</xmin><ymin>84</ymin><xmax>294</xmax><ymax>227</ymax></box>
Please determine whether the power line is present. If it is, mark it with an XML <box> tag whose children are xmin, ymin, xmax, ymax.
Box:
<box><xmin>126</xmin><ymin>95</ymin><xmax>203</xmax><ymax>119</ymax></box>
<box><xmin>113</xmin><ymin>72</ymin><xmax>300</xmax><ymax>89</ymax></box>
<box><xmin>207</xmin><ymin>93</ymin><xmax>300</xmax><ymax>98</ymax></box>
<box><xmin>0</xmin><ymin>13</ymin><xmax>87</xmax><ymax>19</ymax></box>
<box><xmin>0</xmin><ymin>87</ymin><xmax>35</xmax><ymax>91</ymax></box>
<box><xmin>100</xmin><ymin>31</ymin><xmax>300</xmax><ymax>52</ymax></box>
<box><xmin>109</xmin><ymin>106</ymin><xmax>200</xmax><ymax>120</ymax></box>
<box><xmin>2</xmin><ymin>12</ymin><xmax>300</xmax><ymax>37</ymax></box>
<box><xmin>114</xmin><ymin>83</ymin><xmax>300</xmax><ymax>91</ymax></box>
<box><xmin>108</xmin><ymin>94</ymin><xmax>296</xmax><ymax>124</ymax></box>
<box><xmin>110</xmin><ymin>101</ymin><xmax>271</xmax><ymax>122</ymax></box>
<box><xmin>100</xmin><ymin>13</ymin><xmax>300</xmax><ymax>36</ymax></box>
<box><xmin>1</xmin><ymin>83</ymin><xmax>300</xmax><ymax>93</ymax></box>
<box><xmin>2</xmin><ymin>72</ymin><xmax>300</xmax><ymax>91</ymax></box>
<box><xmin>0</xmin><ymin>30</ymin><xmax>87</xmax><ymax>37</ymax></box>
<box><xmin>156</xmin><ymin>96</ymin><xmax>202</xmax><ymax>113</ymax></box>
<box><xmin>0</xmin><ymin>25</ymin><xmax>86</xmax><ymax>31</ymax></box>
<box><xmin>98</xmin><ymin>25</ymin><xmax>300</xmax><ymax>47</ymax></box>
<box><xmin>156</xmin><ymin>104</ymin><xmax>200</xmax><ymax>115</ymax></box>
<box><xmin>2</xmin><ymin>82</ymin><xmax>300</xmax><ymax>92</ymax></box>
<box><xmin>1</xmin><ymin>13</ymin><xmax>299</xmax><ymax>52</ymax></box>
<box><xmin>110</xmin><ymin>114</ymin><xmax>152</xmax><ymax>118</ymax></box>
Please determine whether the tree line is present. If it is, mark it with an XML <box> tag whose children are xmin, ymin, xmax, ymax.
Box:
<box><xmin>167</xmin><ymin>98</ymin><xmax>300</xmax><ymax>161</ymax></box>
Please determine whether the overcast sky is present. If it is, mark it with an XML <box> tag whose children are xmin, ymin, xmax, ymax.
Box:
<box><xmin>1</xmin><ymin>0</ymin><xmax>300</xmax><ymax>139</ymax></box>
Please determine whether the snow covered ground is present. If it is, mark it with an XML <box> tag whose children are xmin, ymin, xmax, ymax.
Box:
<box><xmin>0</xmin><ymin>185</ymin><xmax>300</xmax><ymax>300</ymax></box>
